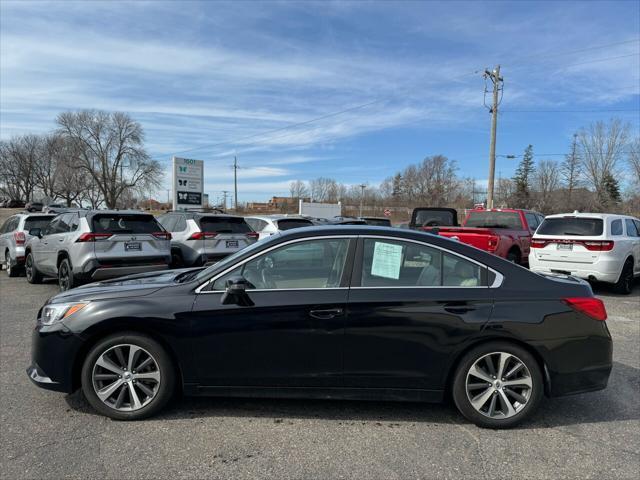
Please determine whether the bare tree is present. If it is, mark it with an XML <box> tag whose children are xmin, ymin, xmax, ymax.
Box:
<box><xmin>56</xmin><ymin>110</ymin><xmax>163</xmax><ymax>209</ymax></box>
<box><xmin>578</xmin><ymin>119</ymin><xmax>629</xmax><ymax>206</ymax></box>
<box><xmin>289</xmin><ymin>180</ymin><xmax>309</xmax><ymax>199</ymax></box>
<box><xmin>628</xmin><ymin>137</ymin><xmax>640</xmax><ymax>188</ymax></box>
<box><xmin>0</xmin><ymin>135</ymin><xmax>41</xmax><ymax>201</ymax></box>
<box><xmin>532</xmin><ymin>160</ymin><xmax>560</xmax><ymax>213</ymax></box>
<box><xmin>561</xmin><ymin>134</ymin><xmax>581</xmax><ymax>209</ymax></box>
<box><xmin>309</xmin><ymin>177</ymin><xmax>335</xmax><ymax>202</ymax></box>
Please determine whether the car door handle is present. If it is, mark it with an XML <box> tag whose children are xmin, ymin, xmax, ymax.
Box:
<box><xmin>309</xmin><ymin>308</ymin><xmax>343</xmax><ymax>319</ymax></box>
<box><xmin>443</xmin><ymin>303</ymin><xmax>476</xmax><ymax>314</ymax></box>
<box><xmin>58</xmin><ymin>239</ymin><xmax>64</xmax><ymax>242</ymax></box>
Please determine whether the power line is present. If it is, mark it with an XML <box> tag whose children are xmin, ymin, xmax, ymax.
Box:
<box><xmin>501</xmin><ymin>108</ymin><xmax>639</xmax><ymax>113</ymax></box>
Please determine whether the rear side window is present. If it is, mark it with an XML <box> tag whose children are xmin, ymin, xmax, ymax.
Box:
<box><xmin>610</xmin><ymin>219</ymin><xmax>623</xmax><ymax>236</ymax></box>
<box><xmin>199</xmin><ymin>216</ymin><xmax>251</xmax><ymax>234</ymax></box>
<box><xmin>276</xmin><ymin>219</ymin><xmax>314</xmax><ymax>230</ymax></box>
<box><xmin>537</xmin><ymin>217</ymin><xmax>603</xmax><ymax>236</ymax></box>
<box><xmin>157</xmin><ymin>215</ymin><xmax>177</xmax><ymax>232</ymax></box>
<box><xmin>625</xmin><ymin>219</ymin><xmax>638</xmax><ymax>237</ymax></box>
<box><xmin>465</xmin><ymin>211</ymin><xmax>522</xmax><ymax>229</ymax></box>
<box><xmin>92</xmin><ymin>214</ymin><xmax>161</xmax><ymax>234</ymax></box>
<box><xmin>24</xmin><ymin>216</ymin><xmax>56</xmax><ymax>231</ymax></box>
<box><xmin>524</xmin><ymin>213</ymin><xmax>539</xmax><ymax>230</ymax></box>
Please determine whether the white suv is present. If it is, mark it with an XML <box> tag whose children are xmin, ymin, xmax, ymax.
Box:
<box><xmin>244</xmin><ymin>215</ymin><xmax>314</xmax><ymax>241</ymax></box>
<box><xmin>529</xmin><ymin>212</ymin><xmax>640</xmax><ymax>294</ymax></box>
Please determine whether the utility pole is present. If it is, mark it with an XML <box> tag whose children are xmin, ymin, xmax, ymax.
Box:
<box><xmin>484</xmin><ymin>65</ymin><xmax>503</xmax><ymax>209</ymax></box>
<box><xmin>359</xmin><ymin>184</ymin><xmax>367</xmax><ymax>217</ymax></box>
<box><xmin>233</xmin><ymin>155</ymin><xmax>238</xmax><ymax>211</ymax></box>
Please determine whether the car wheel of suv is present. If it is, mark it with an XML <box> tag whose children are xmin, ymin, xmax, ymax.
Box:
<box><xmin>81</xmin><ymin>333</ymin><xmax>176</xmax><ymax>420</ymax></box>
<box><xmin>452</xmin><ymin>341</ymin><xmax>543</xmax><ymax>429</ymax></box>
<box><xmin>506</xmin><ymin>249</ymin><xmax>521</xmax><ymax>264</ymax></box>
<box><xmin>58</xmin><ymin>258</ymin><xmax>75</xmax><ymax>291</ymax></box>
<box><xmin>614</xmin><ymin>258</ymin><xmax>634</xmax><ymax>295</ymax></box>
<box><xmin>25</xmin><ymin>253</ymin><xmax>42</xmax><ymax>284</ymax></box>
<box><xmin>171</xmin><ymin>249</ymin><xmax>184</xmax><ymax>269</ymax></box>
<box><xmin>5</xmin><ymin>251</ymin><xmax>18</xmax><ymax>277</ymax></box>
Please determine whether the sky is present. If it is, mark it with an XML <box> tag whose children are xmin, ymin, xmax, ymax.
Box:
<box><xmin>1</xmin><ymin>0</ymin><xmax>639</xmax><ymax>203</ymax></box>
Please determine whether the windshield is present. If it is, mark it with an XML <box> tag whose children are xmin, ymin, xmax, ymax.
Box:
<box><xmin>537</xmin><ymin>217</ymin><xmax>604</xmax><ymax>236</ymax></box>
<box><xmin>465</xmin><ymin>211</ymin><xmax>521</xmax><ymax>229</ymax></box>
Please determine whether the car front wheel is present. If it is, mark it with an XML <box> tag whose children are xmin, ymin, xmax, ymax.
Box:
<box><xmin>452</xmin><ymin>342</ymin><xmax>543</xmax><ymax>428</ymax></box>
<box><xmin>81</xmin><ymin>333</ymin><xmax>176</xmax><ymax>420</ymax></box>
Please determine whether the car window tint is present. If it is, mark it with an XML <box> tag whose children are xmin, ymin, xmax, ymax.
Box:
<box><xmin>635</xmin><ymin>220</ymin><xmax>640</xmax><ymax>236</ymax></box>
<box><xmin>199</xmin><ymin>216</ymin><xmax>251</xmax><ymax>234</ymax></box>
<box><xmin>213</xmin><ymin>239</ymin><xmax>350</xmax><ymax>290</ymax></box>
<box><xmin>57</xmin><ymin>214</ymin><xmax>73</xmax><ymax>233</ymax></box>
<box><xmin>174</xmin><ymin>215</ymin><xmax>187</xmax><ymax>232</ymax></box>
<box><xmin>610</xmin><ymin>219</ymin><xmax>623</xmax><ymax>236</ymax></box>
<box><xmin>92</xmin><ymin>214</ymin><xmax>161</xmax><ymax>233</ymax></box>
<box><xmin>363</xmin><ymin>218</ymin><xmax>392</xmax><ymax>226</ymax></box>
<box><xmin>414</xmin><ymin>210</ymin><xmax>456</xmax><ymax>226</ymax></box>
<box><xmin>5</xmin><ymin>217</ymin><xmax>18</xmax><ymax>232</ymax></box>
<box><xmin>276</xmin><ymin>219</ymin><xmax>314</xmax><ymax>230</ymax></box>
<box><xmin>625</xmin><ymin>219</ymin><xmax>639</xmax><ymax>237</ymax></box>
<box><xmin>465</xmin><ymin>211</ymin><xmax>521</xmax><ymax>229</ymax></box>
<box><xmin>0</xmin><ymin>219</ymin><xmax>9</xmax><ymax>233</ymax></box>
<box><xmin>158</xmin><ymin>215</ymin><xmax>177</xmax><ymax>232</ymax></box>
<box><xmin>24</xmin><ymin>216</ymin><xmax>56</xmax><ymax>232</ymax></box>
<box><xmin>537</xmin><ymin>217</ymin><xmax>603</xmax><ymax>236</ymax></box>
<box><xmin>525</xmin><ymin>213</ymin><xmax>539</xmax><ymax>230</ymax></box>
<box><xmin>361</xmin><ymin>238</ymin><xmax>486</xmax><ymax>287</ymax></box>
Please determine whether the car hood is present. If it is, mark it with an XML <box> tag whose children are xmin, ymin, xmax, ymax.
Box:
<box><xmin>48</xmin><ymin>268</ymin><xmax>202</xmax><ymax>304</ymax></box>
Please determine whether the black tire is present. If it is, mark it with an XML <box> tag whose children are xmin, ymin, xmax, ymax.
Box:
<box><xmin>58</xmin><ymin>258</ymin><xmax>75</xmax><ymax>291</ymax></box>
<box><xmin>171</xmin><ymin>249</ymin><xmax>184</xmax><ymax>269</ymax></box>
<box><xmin>452</xmin><ymin>341</ymin><xmax>543</xmax><ymax>429</ymax></box>
<box><xmin>25</xmin><ymin>253</ymin><xmax>42</xmax><ymax>284</ymax></box>
<box><xmin>613</xmin><ymin>258</ymin><xmax>634</xmax><ymax>295</ymax></box>
<box><xmin>5</xmin><ymin>251</ymin><xmax>19</xmax><ymax>277</ymax></box>
<box><xmin>81</xmin><ymin>332</ymin><xmax>176</xmax><ymax>420</ymax></box>
<box><xmin>506</xmin><ymin>249</ymin><xmax>521</xmax><ymax>264</ymax></box>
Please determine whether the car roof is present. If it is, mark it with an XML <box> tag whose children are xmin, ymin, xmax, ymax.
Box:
<box><xmin>163</xmin><ymin>211</ymin><xmax>244</xmax><ymax>220</ymax></box>
<box><xmin>544</xmin><ymin>212</ymin><xmax>638</xmax><ymax>220</ymax></box>
<box><xmin>246</xmin><ymin>215</ymin><xmax>310</xmax><ymax>221</ymax></box>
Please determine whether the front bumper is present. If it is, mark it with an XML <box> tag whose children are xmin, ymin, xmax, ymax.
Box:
<box><xmin>27</xmin><ymin>323</ymin><xmax>84</xmax><ymax>393</ymax></box>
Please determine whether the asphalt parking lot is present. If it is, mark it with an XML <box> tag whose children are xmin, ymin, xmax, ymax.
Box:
<box><xmin>0</xmin><ymin>268</ymin><xmax>638</xmax><ymax>479</ymax></box>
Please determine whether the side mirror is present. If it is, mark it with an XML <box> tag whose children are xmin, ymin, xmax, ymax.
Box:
<box><xmin>29</xmin><ymin>228</ymin><xmax>42</xmax><ymax>238</ymax></box>
<box><xmin>221</xmin><ymin>275</ymin><xmax>254</xmax><ymax>306</ymax></box>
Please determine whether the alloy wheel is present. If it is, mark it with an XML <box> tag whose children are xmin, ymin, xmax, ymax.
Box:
<box><xmin>92</xmin><ymin>344</ymin><xmax>161</xmax><ymax>411</ymax></box>
<box><xmin>25</xmin><ymin>256</ymin><xmax>33</xmax><ymax>280</ymax></box>
<box><xmin>465</xmin><ymin>352</ymin><xmax>532</xmax><ymax>419</ymax></box>
<box><xmin>5</xmin><ymin>252</ymin><xmax>11</xmax><ymax>276</ymax></box>
<box><xmin>59</xmin><ymin>263</ymin><xmax>69</xmax><ymax>290</ymax></box>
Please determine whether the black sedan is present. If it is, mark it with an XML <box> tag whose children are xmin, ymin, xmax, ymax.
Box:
<box><xmin>27</xmin><ymin>226</ymin><xmax>612</xmax><ymax>428</ymax></box>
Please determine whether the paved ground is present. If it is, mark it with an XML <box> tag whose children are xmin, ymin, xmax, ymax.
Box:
<box><xmin>0</xmin><ymin>271</ymin><xmax>638</xmax><ymax>479</ymax></box>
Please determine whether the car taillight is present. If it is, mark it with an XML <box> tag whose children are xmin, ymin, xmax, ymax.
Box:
<box><xmin>563</xmin><ymin>297</ymin><xmax>607</xmax><ymax>321</ymax></box>
<box><xmin>246</xmin><ymin>232</ymin><xmax>259</xmax><ymax>239</ymax></box>
<box><xmin>530</xmin><ymin>238</ymin><xmax>548</xmax><ymax>248</ymax></box>
<box><xmin>76</xmin><ymin>233</ymin><xmax>112</xmax><ymax>242</ymax></box>
<box><xmin>187</xmin><ymin>232</ymin><xmax>218</xmax><ymax>240</ymax></box>
<box><xmin>152</xmin><ymin>232</ymin><xmax>172</xmax><ymax>240</ymax></box>
<box><xmin>487</xmin><ymin>235</ymin><xmax>500</xmax><ymax>251</ymax></box>
<box><xmin>14</xmin><ymin>231</ymin><xmax>26</xmax><ymax>245</ymax></box>
<box><xmin>583</xmin><ymin>240</ymin><xmax>614</xmax><ymax>251</ymax></box>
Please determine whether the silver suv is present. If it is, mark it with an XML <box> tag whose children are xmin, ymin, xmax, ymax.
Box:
<box><xmin>157</xmin><ymin>211</ymin><xmax>257</xmax><ymax>267</ymax></box>
<box><xmin>0</xmin><ymin>213</ymin><xmax>56</xmax><ymax>277</ymax></box>
<box><xmin>25</xmin><ymin>210</ymin><xmax>171</xmax><ymax>291</ymax></box>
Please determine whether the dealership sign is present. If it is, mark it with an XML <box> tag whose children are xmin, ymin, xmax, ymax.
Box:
<box><xmin>172</xmin><ymin>156</ymin><xmax>204</xmax><ymax>210</ymax></box>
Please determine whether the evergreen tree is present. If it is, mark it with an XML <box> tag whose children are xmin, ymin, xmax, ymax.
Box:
<box><xmin>602</xmin><ymin>172</ymin><xmax>621</xmax><ymax>206</ymax></box>
<box><xmin>561</xmin><ymin>134</ymin><xmax>581</xmax><ymax>208</ymax></box>
<box><xmin>512</xmin><ymin>145</ymin><xmax>535</xmax><ymax>207</ymax></box>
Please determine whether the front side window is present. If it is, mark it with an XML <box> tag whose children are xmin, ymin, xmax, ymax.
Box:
<box><xmin>624</xmin><ymin>219</ymin><xmax>638</xmax><ymax>237</ymax></box>
<box><xmin>610</xmin><ymin>219</ymin><xmax>623</xmax><ymax>236</ymax></box>
<box><xmin>360</xmin><ymin>238</ymin><xmax>485</xmax><ymax>287</ymax></box>
<box><xmin>212</xmin><ymin>238</ymin><xmax>350</xmax><ymax>290</ymax></box>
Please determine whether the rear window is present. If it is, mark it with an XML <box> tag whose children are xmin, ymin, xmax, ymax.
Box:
<box><xmin>363</xmin><ymin>218</ymin><xmax>392</xmax><ymax>226</ymax></box>
<box><xmin>199</xmin><ymin>216</ymin><xmax>251</xmax><ymax>233</ymax></box>
<box><xmin>465</xmin><ymin>211</ymin><xmax>521</xmax><ymax>229</ymax></box>
<box><xmin>536</xmin><ymin>217</ymin><xmax>604</xmax><ymax>236</ymax></box>
<box><xmin>24</xmin><ymin>216</ymin><xmax>56</xmax><ymax>231</ymax></box>
<box><xmin>414</xmin><ymin>210</ymin><xmax>456</xmax><ymax>226</ymax></box>
<box><xmin>92</xmin><ymin>214</ymin><xmax>161</xmax><ymax>233</ymax></box>
<box><xmin>276</xmin><ymin>219</ymin><xmax>313</xmax><ymax>230</ymax></box>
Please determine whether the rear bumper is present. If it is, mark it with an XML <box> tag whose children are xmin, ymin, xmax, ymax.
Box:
<box><xmin>75</xmin><ymin>257</ymin><xmax>171</xmax><ymax>281</ymax></box>
<box><xmin>529</xmin><ymin>255</ymin><xmax>622</xmax><ymax>283</ymax></box>
<box><xmin>90</xmin><ymin>264</ymin><xmax>168</xmax><ymax>280</ymax></box>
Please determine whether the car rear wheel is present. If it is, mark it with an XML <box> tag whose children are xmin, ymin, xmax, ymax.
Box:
<box><xmin>506</xmin><ymin>249</ymin><xmax>521</xmax><ymax>264</ymax></box>
<box><xmin>25</xmin><ymin>253</ymin><xmax>42</xmax><ymax>284</ymax></box>
<box><xmin>452</xmin><ymin>342</ymin><xmax>543</xmax><ymax>428</ymax></box>
<box><xmin>58</xmin><ymin>258</ymin><xmax>75</xmax><ymax>291</ymax></box>
<box><xmin>613</xmin><ymin>259</ymin><xmax>634</xmax><ymax>295</ymax></box>
<box><xmin>5</xmin><ymin>251</ymin><xmax>18</xmax><ymax>277</ymax></box>
<box><xmin>81</xmin><ymin>333</ymin><xmax>176</xmax><ymax>420</ymax></box>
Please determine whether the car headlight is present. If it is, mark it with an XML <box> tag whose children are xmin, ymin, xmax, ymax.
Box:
<box><xmin>41</xmin><ymin>303</ymin><xmax>88</xmax><ymax>325</ymax></box>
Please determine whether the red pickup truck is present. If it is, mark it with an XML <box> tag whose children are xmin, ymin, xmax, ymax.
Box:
<box><xmin>417</xmin><ymin>208</ymin><xmax>545</xmax><ymax>264</ymax></box>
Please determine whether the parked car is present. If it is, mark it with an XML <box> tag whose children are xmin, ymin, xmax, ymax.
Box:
<box><xmin>529</xmin><ymin>212</ymin><xmax>640</xmax><ymax>294</ymax></box>
<box><xmin>5</xmin><ymin>199</ymin><xmax>26</xmax><ymax>208</ymax></box>
<box><xmin>327</xmin><ymin>216</ymin><xmax>367</xmax><ymax>225</ymax></box>
<box><xmin>25</xmin><ymin>201</ymin><xmax>44</xmax><ymax>212</ymax></box>
<box><xmin>25</xmin><ymin>210</ymin><xmax>171</xmax><ymax>290</ymax></box>
<box><xmin>42</xmin><ymin>203</ymin><xmax>65</xmax><ymax>213</ymax></box>
<box><xmin>0</xmin><ymin>213</ymin><xmax>56</xmax><ymax>277</ymax></box>
<box><xmin>360</xmin><ymin>216</ymin><xmax>392</xmax><ymax>227</ymax></box>
<box><xmin>27</xmin><ymin>225</ymin><xmax>611</xmax><ymax>427</ymax></box>
<box><xmin>157</xmin><ymin>211</ymin><xmax>258</xmax><ymax>267</ymax></box>
<box><xmin>423</xmin><ymin>208</ymin><xmax>544</xmax><ymax>264</ymax></box>
<box><xmin>245</xmin><ymin>215</ymin><xmax>314</xmax><ymax>240</ymax></box>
